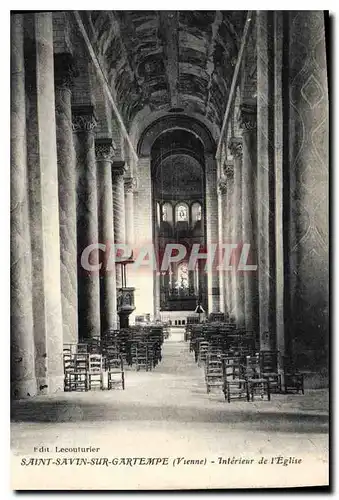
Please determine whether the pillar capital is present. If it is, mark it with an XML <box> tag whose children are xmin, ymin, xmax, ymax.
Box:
<box><xmin>218</xmin><ymin>176</ymin><xmax>228</xmax><ymax>194</ymax></box>
<box><xmin>238</xmin><ymin>103</ymin><xmax>257</xmax><ymax>131</ymax></box>
<box><xmin>95</xmin><ymin>138</ymin><xmax>116</xmax><ymax>163</ymax></box>
<box><xmin>228</xmin><ymin>137</ymin><xmax>243</xmax><ymax>159</ymax></box>
<box><xmin>112</xmin><ymin>160</ymin><xmax>127</xmax><ymax>177</ymax></box>
<box><xmin>124</xmin><ymin>176</ymin><xmax>137</xmax><ymax>193</ymax></box>
<box><xmin>71</xmin><ymin>105</ymin><xmax>98</xmax><ymax>133</ymax></box>
<box><xmin>54</xmin><ymin>53</ymin><xmax>78</xmax><ymax>90</ymax></box>
<box><xmin>224</xmin><ymin>160</ymin><xmax>235</xmax><ymax>179</ymax></box>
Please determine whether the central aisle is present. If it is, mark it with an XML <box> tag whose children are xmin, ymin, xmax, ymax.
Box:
<box><xmin>11</xmin><ymin>333</ymin><xmax>328</xmax><ymax>489</ymax></box>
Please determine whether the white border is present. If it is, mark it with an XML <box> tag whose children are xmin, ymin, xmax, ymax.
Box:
<box><xmin>2</xmin><ymin>5</ymin><xmax>337</xmax><ymax>499</ymax></box>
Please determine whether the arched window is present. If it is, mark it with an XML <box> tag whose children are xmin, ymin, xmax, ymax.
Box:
<box><xmin>176</xmin><ymin>203</ymin><xmax>189</xmax><ymax>222</ymax></box>
<box><xmin>157</xmin><ymin>203</ymin><xmax>161</xmax><ymax>225</ymax></box>
<box><xmin>191</xmin><ymin>202</ymin><xmax>202</xmax><ymax>223</ymax></box>
<box><xmin>161</xmin><ymin>202</ymin><xmax>173</xmax><ymax>223</ymax></box>
<box><xmin>175</xmin><ymin>262</ymin><xmax>189</xmax><ymax>290</ymax></box>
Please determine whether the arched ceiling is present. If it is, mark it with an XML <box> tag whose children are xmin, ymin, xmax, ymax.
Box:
<box><xmin>154</xmin><ymin>153</ymin><xmax>204</xmax><ymax>199</ymax></box>
<box><xmin>84</xmin><ymin>11</ymin><xmax>247</xmax><ymax>131</ymax></box>
<box><xmin>151</xmin><ymin>128</ymin><xmax>204</xmax><ymax>172</ymax></box>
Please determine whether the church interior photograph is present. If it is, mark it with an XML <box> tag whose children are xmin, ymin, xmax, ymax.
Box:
<box><xmin>10</xmin><ymin>10</ymin><xmax>329</xmax><ymax>490</ymax></box>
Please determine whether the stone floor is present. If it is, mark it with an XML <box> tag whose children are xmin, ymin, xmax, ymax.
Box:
<box><xmin>11</xmin><ymin>332</ymin><xmax>329</xmax><ymax>490</ymax></box>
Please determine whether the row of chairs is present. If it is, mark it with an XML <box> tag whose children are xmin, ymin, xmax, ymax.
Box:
<box><xmin>63</xmin><ymin>346</ymin><xmax>124</xmax><ymax>392</ymax></box>
<box><xmin>190</xmin><ymin>324</ymin><xmax>258</xmax><ymax>365</ymax></box>
<box><xmin>203</xmin><ymin>348</ymin><xmax>304</xmax><ymax>399</ymax></box>
<box><xmin>127</xmin><ymin>326</ymin><xmax>164</xmax><ymax>371</ymax></box>
<box><xmin>205</xmin><ymin>351</ymin><xmax>304</xmax><ymax>400</ymax></box>
<box><xmin>62</xmin><ymin>324</ymin><xmax>166</xmax><ymax>390</ymax></box>
<box><xmin>187</xmin><ymin>322</ymin><xmax>304</xmax><ymax>398</ymax></box>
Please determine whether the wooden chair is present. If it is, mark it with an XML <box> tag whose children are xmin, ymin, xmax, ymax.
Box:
<box><xmin>76</xmin><ymin>343</ymin><xmax>88</xmax><ymax>354</ymax></box>
<box><xmin>68</xmin><ymin>353</ymin><xmax>88</xmax><ymax>391</ymax></box>
<box><xmin>205</xmin><ymin>354</ymin><xmax>223</xmax><ymax>393</ymax></box>
<box><xmin>63</xmin><ymin>343</ymin><xmax>77</xmax><ymax>356</ymax></box>
<box><xmin>103</xmin><ymin>343</ymin><xmax>120</xmax><ymax>363</ymax></box>
<box><xmin>283</xmin><ymin>356</ymin><xmax>304</xmax><ymax>394</ymax></box>
<box><xmin>87</xmin><ymin>354</ymin><xmax>104</xmax><ymax>390</ymax></box>
<box><xmin>245</xmin><ymin>354</ymin><xmax>270</xmax><ymax>401</ymax></box>
<box><xmin>198</xmin><ymin>341</ymin><xmax>209</xmax><ymax>366</ymax></box>
<box><xmin>259</xmin><ymin>350</ymin><xmax>282</xmax><ymax>393</ymax></box>
<box><xmin>87</xmin><ymin>337</ymin><xmax>101</xmax><ymax>354</ymax></box>
<box><xmin>132</xmin><ymin>344</ymin><xmax>150</xmax><ymax>371</ymax></box>
<box><xmin>107</xmin><ymin>355</ymin><xmax>125</xmax><ymax>390</ymax></box>
<box><xmin>222</xmin><ymin>358</ymin><xmax>249</xmax><ymax>402</ymax></box>
<box><xmin>63</xmin><ymin>353</ymin><xmax>77</xmax><ymax>391</ymax></box>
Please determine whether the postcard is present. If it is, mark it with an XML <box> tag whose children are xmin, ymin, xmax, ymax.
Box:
<box><xmin>10</xmin><ymin>9</ymin><xmax>329</xmax><ymax>490</ymax></box>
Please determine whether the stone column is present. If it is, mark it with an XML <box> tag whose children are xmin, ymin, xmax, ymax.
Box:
<box><xmin>224</xmin><ymin>161</ymin><xmax>235</xmax><ymax>320</ymax></box>
<box><xmin>205</xmin><ymin>153</ymin><xmax>220</xmax><ymax>314</ymax></box>
<box><xmin>133</xmin><ymin>157</ymin><xmax>154</xmax><ymax>316</ymax></box>
<box><xmin>112</xmin><ymin>161</ymin><xmax>126</xmax><ymax>290</ymax></box>
<box><xmin>152</xmin><ymin>198</ymin><xmax>161</xmax><ymax>320</ymax></box>
<box><xmin>257</xmin><ymin>12</ymin><xmax>278</xmax><ymax>350</ymax></box>
<box><xmin>218</xmin><ymin>178</ymin><xmax>227</xmax><ymax>313</ymax></box>
<box><xmin>228</xmin><ymin>137</ymin><xmax>245</xmax><ymax>327</ymax></box>
<box><xmin>73</xmin><ymin>105</ymin><xmax>101</xmax><ymax>339</ymax></box>
<box><xmin>124</xmin><ymin>176</ymin><xmax>138</xmax><ymax>323</ymax></box>
<box><xmin>54</xmin><ymin>53</ymin><xmax>78</xmax><ymax>344</ymax></box>
<box><xmin>96</xmin><ymin>138</ymin><xmax>118</xmax><ymax>332</ymax></box>
<box><xmin>124</xmin><ymin>177</ymin><xmax>136</xmax><ymax>247</ymax></box>
<box><xmin>273</xmin><ymin>12</ymin><xmax>285</xmax><ymax>362</ymax></box>
<box><xmin>284</xmin><ymin>11</ymin><xmax>328</xmax><ymax>368</ymax></box>
<box><xmin>188</xmin><ymin>269</ymin><xmax>195</xmax><ymax>294</ymax></box>
<box><xmin>29</xmin><ymin>13</ymin><xmax>64</xmax><ymax>393</ymax></box>
<box><xmin>239</xmin><ymin>104</ymin><xmax>259</xmax><ymax>337</ymax></box>
<box><xmin>11</xmin><ymin>14</ymin><xmax>37</xmax><ymax>399</ymax></box>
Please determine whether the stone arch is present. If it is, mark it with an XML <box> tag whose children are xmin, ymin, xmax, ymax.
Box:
<box><xmin>137</xmin><ymin>115</ymin><xmax>216</xmax><ymax>158</ymax></box>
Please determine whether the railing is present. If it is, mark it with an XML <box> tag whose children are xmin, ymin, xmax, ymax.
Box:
<box><xmin>161</xmin><ymin>286</ymin><xmax>197</xmax><ymax>298</ymax></box>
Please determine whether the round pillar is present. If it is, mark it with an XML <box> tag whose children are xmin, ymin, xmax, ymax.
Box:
<box><xmin>228</xmin><ymin>137</ymin><xmax>245</xmax><ymax>327</ymax></box>
<box><xmin>239</xmin><ymin>104</ymin><xmax>259</xmax><ymax>338</ymax></box>
<box><xmin>54</xmin><ymin>53</ymin><xmax>78</xmax><ymax>344</ymax></box>
<box><xmin>11</xmin><ymin>14</ymin><xmax>37</xmax><ymax>399</ymax></box>
<box><xmin>112</xmin><ymin>161</ymin><xmax>126</xmax><ymax>290</ymax></box>
<box><xmin>73</xmin><ymin>105</ymin><xmax>101</xmax><ymax>339</ymax></box>
<box><xmin>96</xmin><ymin>138</ymin><xmax>118</xmax><ymax>332</ymax></box>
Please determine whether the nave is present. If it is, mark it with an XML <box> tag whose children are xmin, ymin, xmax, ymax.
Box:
<box><xmin>10</xmin><ymin>11</ymin><xmax>329</xmax><ymax>403</ymax></box>
<box><xmin>11</xmin><ymin>331</ymin><xmax>328</xmax><ymax>489</ymax></box>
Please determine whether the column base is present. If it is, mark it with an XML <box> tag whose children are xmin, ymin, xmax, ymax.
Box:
<box><xmin>48</xmin><ymin>375</ymin><xmax>64</xmax><ymax>394</ymax></box>
<box><xmin>36</xmin><ymin>376</ymin><xmax>49</xmax><ymax>395</ymax></box>
<box><xmin>207</xmin><ymin>294</ymin><xmax>220</xmax><ymax>314</ymax></box>
<box><xmin>36</xmin><ymin>375</ymin><xmax>64</xmax><ymax>395</ymax></box>
<box><xmin>11</xmin><ymin>378</ymin><xmax>37</xmax><ymax>400</ymax></box>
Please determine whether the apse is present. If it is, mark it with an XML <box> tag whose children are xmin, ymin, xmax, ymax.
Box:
<box><xmin>151</xmin><ymin>128</ymin><xmax>207</xmax><ymax>314</ymax></box>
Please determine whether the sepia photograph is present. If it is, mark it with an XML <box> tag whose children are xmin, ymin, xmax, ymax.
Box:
<box><xmin>10</xmin><ymin>8</ymin><xmax>329</xmax><ymax>490</ymax></box>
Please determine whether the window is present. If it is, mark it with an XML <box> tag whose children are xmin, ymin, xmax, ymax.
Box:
<box><xmin>176</xmin><ymin>203</ymin><xmax>188</xmax><ymax>222</ymax></box>
<box><xmin>161</xmin><ymin>203</ymin><xmax>173</xmax><ymax>223</ymax></box>
<box><xmin>192</xmin><ymin>202</ymin><xmax>202</xmax><ymax>223</ymax></box>
<box><xmin>175</xmin><ymin>262</ymin><xmax>189</xmax><ymax>289</ymax></box>
<box><xmin>157</xmin><ymin>203</ymin><xmax>161</xmax><ymax>225</ymax></box>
